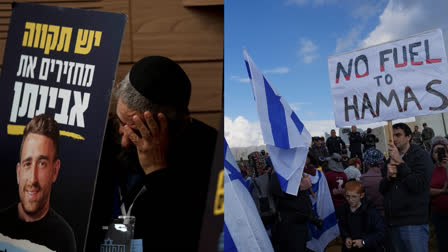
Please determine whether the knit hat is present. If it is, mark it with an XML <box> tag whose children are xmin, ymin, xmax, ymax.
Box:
<box><xmin>364</xmin><ymin>148</ymin><xmax>384</xmax><ymax>167</ymax></box>
<box><xmin>129</xmin><ymin>56</ymin><xmax>191</xmax><ymax>113</ymax></box>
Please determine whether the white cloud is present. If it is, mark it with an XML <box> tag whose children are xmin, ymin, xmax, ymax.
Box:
<box><xmin>333</xmin><ymin>1</ymin><xmax>388</xmax><ymax>53</ymax></box>
<box><xmin>224</xmin><ymin>115</ymin><xmax>338</xmax><ymax>147</ymax></box>
<box><xmin>335</xmin><ymin>25</ymin><xmax>363</xmax><ymax>53</ymax></box>
<box><xmin>351</xmin><ymin>1</ymin><xmax>385</xmax><ymax>21</ymax></box>
<box><xmin>230</xmin><ymin>75</ymin><xmax>250</xmax><ymax>83</ymax></box>
<box><xmin>304</xmin><ymin>120</ymin><xmax>337</xmax><ymax>137</ymax></box>
<box><xmin>298</xmin><ymin>38</ymin><xmax>319</xmax><ymax>64</ymax></box>
<box><xmin>225</xmin><ymin>116</ymin><xmax>264</xmax><ymax>147</ymax></box>
<box><xmin>264</xmin><ymin>67</ymin><xmax>290</xmax><ymax>74</ymax></box>
<box><xmin>360</xmin><ymin>0</ymin><xmax>448</xmax><ymax>49</ymax></box>
<box><xmin>290</xmin><ymin>102</ymin><xmax>312</xmax><ymax>112</ymax></box>
<box><xmin>299</xmin><ymin>38</ymin><xmax>318</xmax><ymax>54</ymax></box>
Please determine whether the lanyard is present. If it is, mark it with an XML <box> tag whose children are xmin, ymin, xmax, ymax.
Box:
<box><xmin>118</xmin><ymin>185</ymin><xmax>147</xmax><ymax>217</ymax></box>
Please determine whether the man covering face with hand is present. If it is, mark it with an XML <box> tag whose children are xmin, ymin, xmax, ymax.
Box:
<box><xmin>87</xmin><ymin>56</ymin><xmax>218</xmax><ymax>251</ymax></box>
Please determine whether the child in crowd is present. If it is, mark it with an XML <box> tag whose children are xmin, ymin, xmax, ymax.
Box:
<box><xmin>336</xmin><ymin>180</ymin><xmax>385</xmax><ymax>252</ymax></box>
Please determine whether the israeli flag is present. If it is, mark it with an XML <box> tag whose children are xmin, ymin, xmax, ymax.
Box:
<box><xmin>243</xmin><ymin>49</ymin><xmax>311</xmax><ymax>195</ymax></box>
<box><xmin>224</xmin><ymin>139</ymin><xmax>274</xmax><ymax>252</ymax></box>
<box><xmin>306</xmin><ymin>170</ymin><xmax>340</xmax><ymax>252</ymax></box>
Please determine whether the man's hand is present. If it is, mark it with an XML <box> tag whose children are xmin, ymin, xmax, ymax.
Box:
<box><xmin>122</xmin><ymin>111</ymin><xmax>169</xmax><ymax>175</ymax></box>
<box><xmin>387</xmin><ymin>163</ymin><xmax>397</xmax><ymax>180</ymax></box>
<box><xmin>388</xmin><ymin>142</ymin><xmax>404</xmax><ymax>165</ymax></box>
<box><xmin>345</xmin><ymin>238</ymin><xmax>352</xmax><ymax>249</ymax></box>
<box><xmin>352</xmin><ymin>239</ymin><xmax>364</xmax><ymax>248</ymax></box>
<box><xmin>299</xmin><ymin>174</ymin><xmax>312</xmax><ymax>191</ymax></box>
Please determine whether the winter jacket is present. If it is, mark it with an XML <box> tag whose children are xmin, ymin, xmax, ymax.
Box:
<box><xmin>349</xmin><ymin>132</ymin><xmax>363</xmax><ymax>154</ymax></box>
<box><xmin>379</xmin><ymin>144</ymin><xmax>433</xmax><ymax>226</ymax></box>
<box><xmin>327</xmin><ymin>136</ymin><xmax>346</xmax><ymax>155</ymax></box>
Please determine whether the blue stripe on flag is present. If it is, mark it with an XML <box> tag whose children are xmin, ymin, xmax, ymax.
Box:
<box><xmin>224</xmin><ymin>159</ymin><xmax>248</xmax><ymax>189</ymax></box>
<box><xmin>264</xmin><ymin>77</ymin><xmax>289</xmax><ymax>149</ymax></box>
<box><xmin>245</xmin><ymin>60</ymin><xmax>252</xmax><ymax>79</ymax></box>
<box><xmin>308</xmin><ymin>211</ymin><xmax>338</xmax><ymax>239</ymax></box>
<box><xmin>275</xmin><ymin>171</ymin><xmax>289</xmax><ymax>193</ymax></box>
<box><xmin>224</xmin><ymin>223</ymin><xmax>238</xmax><ymax>252</ymax></box>
<box><xmin>224</xmin><ymin>139</ymin><xmax>248</xmax><ymax>189</ymax></box>
<box><xmin>291</xmin><ymin>111</ymin><xmax>304</xmax><ymax>134</ymax></box>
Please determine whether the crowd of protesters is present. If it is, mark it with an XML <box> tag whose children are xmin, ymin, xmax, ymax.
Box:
<box><xmin>237</xmin><ymin>122</ymin><xmax>447</xmax><ymax>252</ymax></box>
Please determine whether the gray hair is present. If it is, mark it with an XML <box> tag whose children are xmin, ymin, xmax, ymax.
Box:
<box><xmin>112</xmin><ymin>73</ymin><xmax>181</xmax><ymax>121</ymax></box>
<box><xmin>113</xmin><ymin>73</ymin><xmax>152</xmax><ymax>112</ymax></box>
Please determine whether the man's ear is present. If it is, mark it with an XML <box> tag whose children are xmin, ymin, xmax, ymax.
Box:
<box><xmin>16</xmin><ymin>162</ymin><xmax>20</xmax><ymax>185</ymax></box>
<box><xmin>406</xmin><ymin>134</ymin><xmax>412</xmax><ymax>142</ymax></box>
<box><xmin>360</xmin><ymin>192</ymin><xmax>365</xmax><ymax>199</ymax></box>
<box><xmin>52</xmin><ymin>159</ymin><xmax>61</xmax><ymax>183</ymax></box>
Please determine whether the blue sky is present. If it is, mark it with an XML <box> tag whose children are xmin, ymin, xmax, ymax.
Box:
<box><xmin>224</xmin><ymin>0</ymin><xmax>448</xmax><ymax>147</ymax></box>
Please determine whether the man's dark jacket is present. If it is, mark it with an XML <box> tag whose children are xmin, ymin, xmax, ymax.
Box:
<box><xmin>326</xmin><ymin>136</ymin><xmax>346</xmax><ymax>155</ymax></box>
<box><xmin>379</xmin><ymin>144</ymin><xmax>433</xmax><ymax>226</ymax></box>
<box><xmin>269</xmin><ymin>170</ymin><xmax>313</xmax><ymax>252</ymax></box>
<box><xmin>348</xmin><ymin>132</ymin><xmax>363</xmax><ymax>155</ymax></box>
<box><xmin>310</xmin><ymin>144</ymin><xmax>329</xmax><ymax>162</ymax></box>
<box><xmin>87</xmin><ymin>118</ymin><xmax>217</xmax><ymax>251</ymax></box>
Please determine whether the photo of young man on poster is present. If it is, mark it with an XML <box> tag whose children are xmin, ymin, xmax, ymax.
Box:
<box><xmin>0</xmin><ymin>114</ymin><xmax>76</xmax><ymax>252</ymax></box>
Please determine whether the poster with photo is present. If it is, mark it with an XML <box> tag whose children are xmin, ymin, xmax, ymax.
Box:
<box><xmin>0</xmin><ymin>3</ymin><xmax>126</xmax><ymax>252</ymax></box>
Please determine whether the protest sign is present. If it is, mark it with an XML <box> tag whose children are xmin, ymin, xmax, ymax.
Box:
<box><xmin>328</xmin><ymin>29</ymin><xmax>448</xmax><ymax>127</ymax></box>
<box><xmin>0</xmin><ymin>3</ymin><xmax>126</xmax><ymax>252</ymax></box>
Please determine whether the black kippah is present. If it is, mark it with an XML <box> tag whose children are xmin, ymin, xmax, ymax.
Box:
<box><xmin>129</xmin><ymin>56</ymin><xmax>191</xmax><ymax>111</ymax></box>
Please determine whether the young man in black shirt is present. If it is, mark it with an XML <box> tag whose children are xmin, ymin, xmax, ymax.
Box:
<box><xmin>0</xmin><ymin>114</ymin><xmax>76</xmax><ymax>252</ymax></box>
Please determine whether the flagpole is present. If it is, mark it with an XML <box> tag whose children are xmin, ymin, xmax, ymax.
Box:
<box><xmin>309</xmin><ymin>188</ymin><xmax>316</xmax><ymax>198</ymax></box>
<box><xmin>386</xmin><ymin>120</ymin><xmax>397</xmax><ymax>178</ymax></box>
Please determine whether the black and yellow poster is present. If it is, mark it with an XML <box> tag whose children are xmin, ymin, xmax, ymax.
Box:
<box><xmin>0</xmin><ymin>3</ymin><xmax>126</xmax><ymax>252</ymax></box>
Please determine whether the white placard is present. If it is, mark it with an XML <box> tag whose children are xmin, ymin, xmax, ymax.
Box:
<box><xmin>328</xmin><ymin>29</ymin><xmax>448</xmax><ymax>127</ymax></box>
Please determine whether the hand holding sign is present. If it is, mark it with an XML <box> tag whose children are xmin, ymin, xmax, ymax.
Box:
<box><xmin>387</xmin><ymin>163</ymin><xmax>397</xmax><ymax>180</ymax></box>
<box><xmin>387</xmin><ymin>142</ymin><xmax>403</xmax><ymax>178</ymax></box>
<box><xmin>123</xmin><ymin>112</ymin><xmax>169</xmax><ymax>175</ymax></box>
<box><xmin>388</xmin><ymin>142</ymin><xmax>404</xmax><ymax>164</ymax></box>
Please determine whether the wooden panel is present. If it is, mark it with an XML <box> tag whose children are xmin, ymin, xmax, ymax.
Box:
<box><xmin>0</xmin><ymin>0</ymin><xmax>101</xmax><ymax>2</ymax></box>
<box><xmin>131</xmin><ymin>0</ymin><xmax>223</xmax><ymax>62</ymax></box>
<box><xmin>0</xmin><ymin>1</ymin><xmax>103</xmax><ymax>11</ymax></box>
<box><xmin>180</xmin><ymin>61</ymin><xmax>222</xmax><ymax>112</ymax></box>
<box><xmin>183</xmin><ymin>0</ymin><xmax>223</xmax><ymax>6</ymax></box>
<box><xmin>103</xmin><ymin>0</ymin><xmax>131</xmax><ymax>62</ymax></box>
<box><xmin>0</xmin><ymin>38</ymin><xmax>4</xmax><ymax>60</ymax></box>
<box><xmin>115</xmin><ymin>63</ymin><xmax>132</xmax><ymax>85</ymax></box>
<box><xmin>191</xmin><ymin>112</ymin><xmax>222</xmax><ymax>130</ymax></box>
